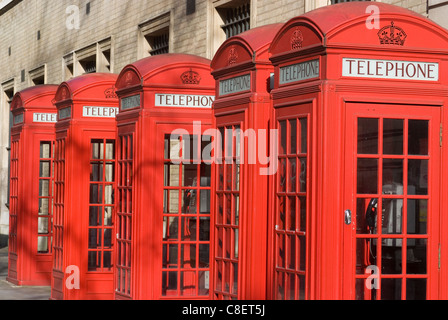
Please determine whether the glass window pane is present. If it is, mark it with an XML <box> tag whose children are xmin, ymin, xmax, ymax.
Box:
<box><xmin>358</xmin><ymin>118</ymin><xmax>379</xmax><ymax>155</ymax></box>
<box><xmin>357</xmin><ymin>198</ymin><xmax>378</xmax><ymax>235</ymax></box>
<box><xmin>279</xmin><ymin>121</ymin><xmax>287</xmax><ymax>156</ymax></box>
<box><xmin>382</xmin><ymin>239</ymin><xmax>402</xmax><ymax>274</ymax></box>
<box><xmin>383</xmin><ymin>119</ymin><xmax>404</xmax><ymax>155</ymax></box>
<box><xmin>407</xmin><ymin>199</ymin><xmax>427</xmax><ymax>235</ymax></box>
<box><xmin>382</xmin><ymin>199</ymin><xmax>403</xmax><ymax>234</ymax></box>
<box><xmin>40</xmin><ymin>161</ymin><xmax>51</xmax><ymax>178</ymax></box>
<box><xmin>198</xmin><ymin>271</ymin><xmax>210</xmax><ymax>296</ymax></box>
<box><xmin>182</xmin><ymin>164</ymin><xmax>198</xmax><ymax>187</ymax></box>
<box><xmin>299</xmin><ymin>196</ymin><xmax>307</xmax><ymax>232</ymax></box>
<box><xmin>287</xmin><ymin>235</ymin><xmax>296</xmax><ymax>270</ymax></box>
<box><xmin>164</xmin><ymin>190</ymin><xmax>179</xmax><ymax>214</ymax></box>
<box><xmin>38</xmin><ymin>218</ymin><xmax>49</xmax><ymax>234</ymax></box>
<box><xmin>299</xmin><ymin>236</ymin><xmax>306</xmax><ymax>271</ymax></box>
<box><xmin>288</xmin><ymin>197</ymin><xmax>296</xmax><ymax>232</ymax></box>
<box><xmin>199</xmin><ymin>190</ymin><xmax>210</xmax><ymax>214</ymax></box>
<box><xmin>89</xmin><ymin>206</ymin><xmax>101</xmax><ymax>227</ymax></box>
<box><xmin>407</xmin><ymin>239</ymin><xmax>427</xmax><ymax>275</ymax></box>
<box><xmin>39</xmin><ymin>198</ymin><xmax>50</xmax><ymax>215</ymax></box>
<box><xmin>89</xmin><ymin>229</ymin><xmax>101</xmax><ymax>249</ymax></box>
<box><xmin>105</xmin><ymin>163</ymin><xmax>114</xmax><ymax>182</ymax></box>
<box><xmin>181</xmin><ymin>244</ymin><xmax>196</xmax><ymax>268</ymax></box>
<box><xmin>278</xmin><ymin>158</ymin><xmax>286</xmax><ymax>193</ymax></box>
<box><xmin>288</xmin><ymin>158</ymin><xmax>296</xmax><ymax>193</ymax></box>
<box><xmin>383</xmin><ymin>159</ymin><xmax>403</xmax><ymax>194</ymax></box>
<box><xmin>37</xmin><ymin>237</ymin><xmax>49</xmax><ymax>253</ymax></box>
<box><xmin>406</xmin><ymin>279</ymin><xmax>426</xmax><ymax>300</ymax></box>
<box><xmin>199</xmin><ymin>244</ymin><xmax>210</xmax><ymax>268</ymax></box>
<box><xmin>180</xmin><ymin>271</ymin><xmax>196</xmax><ymax>296</ymax></box>
<box><xmin>39</xmin><ymin>180</ymin><xmax>50</xmax><ymax>197</ymax></box>
<box><xmin>105</xmin><ymin>140</ymin><xmax>115</xmax><ymax>160</ymax></box>
<box><xmin>199</xmin><ymin>217</ymin><xmax>210</xmax><ymax>241</ymax></box>
<box><xmin>200</xmin><ymin>164</ymin><xmax>211</xmax><ymax>187</ymax></box>
<box><xmin>40</xmin><ymin>142</ymin><xmax>51</xmax><ymax>158</ymax></box>
<box><xmin>103</xmin><ymin>251</ymin><xmax>112</xmax><ymax>270</ymax></box>
<box><xmin>163</xmin><ymin>217</ymin><xmax>178</xmax><ymax>240</ymax></box>
<box><xmin>278</xmin><ymin>196</ymin><xmax>286</xmax><ymax>231</ymax></box>
<box><xmin>92</xmin><ymin>140</ymin><xmax>104</xmax><ymax>160</ymax></box>
<box><xmin>164</xmin><ymin>164</ymin><xmax>180</xmax><ymax>187</ymax></box>
<box><xmin>290</xmin><ymin>119</ymin><xmax>297</xmax><ymax>154</ymax></box>
<box><xmin>408</xmin><ymin>159</ymin><xmax>428</xmax><ymax>195</ymax></box>
<box><xmin>182</xmin><ymin>190</ymin><xmax>197</xmax><ymax>214</ymax></box>
<box><xmin>104</xmin><ymin>207</ymin><xmax>113</xmax><ymax>226</ymax></box>
<box><xmin>408</xmin><ymin>120</ymin><xmax>428</xmax><ymax>155</ymax></box>
<box><xmin>104</xmin><ymin>229</ymin><xmax>112</xmax><ymax>248</ymax></box>
<box><xmin>181</xmin><ymin>217</ymin><xmax>197</xmax><ymax>241</ymax></box>
<box><xmin>381</xmin><ymin>278</ymin><xmax>402</xmax><ymax>300</ymax></box>
<box><xmin>300</xmin><ymin>118</ymin><xmax>308</xmax><ymax>154</ymax></box>
<box><xmin>357</xmin><ymin>158</ymin><xmax>378</xmax><ymax>194</ymax></box>
<box><xmin>105</xmin><ymin>185</ymin><xmax>114</xmax><ymax>205</ymax></box>
<box><xmin>299</xmin><ymin>158</ymin><xmax>307</xmax><ymax>193</ymax></box>
<box><xmin>90</xmin><ymin>163</ymin><xmax>103</xmax><ymax>182</ymax></box>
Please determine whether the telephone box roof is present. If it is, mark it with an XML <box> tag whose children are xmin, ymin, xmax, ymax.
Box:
<box><xmin>11</xmin><ymin>85</ymin><xmax>59</xmax><ymax>112</ymax></box>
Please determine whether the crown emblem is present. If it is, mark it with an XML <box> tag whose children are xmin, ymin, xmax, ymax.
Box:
<box><xmin>181</xmin><ymin>70</ymin><xmax>201</xmax><ymax>85</ymax></box>
<box><xmin>61</xmin><ymin>87</ymin><xmax>69</xmax><ymax>100</ymax></box>
<box><xmin>378</xmin><ymin>21</ymin><xmax>407</xmax><ymax>46</ymax></box>
<box><xmin>104</xmin><ymin>86</ymin><xmax>118</xmax><ymax>99</ymax></box>
<box><xmin>228</xmin><ymin>46</ymin><xmax>239</xmax><ymax>66</ymax></box>
<box><xmin>291</xmin><ymin>27</ymin><xmax>304</xmax><ymax>50</ymax></box>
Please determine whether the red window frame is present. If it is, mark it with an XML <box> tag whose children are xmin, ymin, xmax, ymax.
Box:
<box><xmin>273</xmin><ymin>106</ymin><xmax>312</xmax><ymax>301</ymax></box>
<box><xmin>214</xmin><ymin>124</ymin><xmax>241</xmax><ymax>300</ymax></box>
<box><xmin>53</xmin><ymin>137</ymin><xmax>65</xmax><ymax>272</ymax></box>
<box><xmin>37</xmin><ymin>141</ymin><xmax>54</xmax><ymax>255</ymax></box>
<box><xmin>116</xmin><ymin>133</ymin><xmax>133</xmax><ymax>297</ymax></box>
<box><xmin>9</xmin><ymin>139</ymin><xmax>19</xmax><ymax>255</ymax></box>
<box><xmin>88</xmin><ymin>139</ymin><xmax>116</xmax><ymax>272</ymax></box>
<box><xmin>162</xmin><ymin>133</ymin><xmax>212</xmax><ymax>298</ymax></box>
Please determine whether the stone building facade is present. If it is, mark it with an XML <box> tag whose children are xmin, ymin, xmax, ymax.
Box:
<box><xmin>0</xmin><ymin>0</ymin><xmax>433</xmax><ymax>246</ymax></box>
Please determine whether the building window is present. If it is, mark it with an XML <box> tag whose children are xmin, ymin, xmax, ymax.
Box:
<box><xmin>63</xmin><ymin>38</ymin><xmax>112</xmax><ymax>80</ymax></box>
<box><xmin>219</xmin><ymin>2</ymin><xmax>251</xmax><ymax>39</ymax></box>
<box><xmin>138</xmin><ymin>12</ymin><xmax>171</xmax><ymax>58</ymax></box>
<box><xmin>29</xmin><ymin>65</ymin><xmax>46</xmax><ymax>86</ymax></box>
<box><xmin>209</xmin><ymin>0</ymin><xmax>252</xmax><ymax>58</ymax></box>
<box><xmin>2</xmin><ymin>80</ymin><xmax>14</xmax><ymax>209</ymax></box>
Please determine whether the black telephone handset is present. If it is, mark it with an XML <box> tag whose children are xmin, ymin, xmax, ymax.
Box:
<box><xmin>365</xmin><ymin>198</ymin><xmax>378</xmax><ymax>234</ymax></box>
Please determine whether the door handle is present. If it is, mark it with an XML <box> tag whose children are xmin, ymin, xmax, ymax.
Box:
<box><xmin>344</xmin><ymin>209</ymin><xmax>352</xmax><ymax>225</ymax></box>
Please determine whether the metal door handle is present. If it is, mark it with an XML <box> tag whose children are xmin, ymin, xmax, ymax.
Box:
<box><xmin>344</xmin><ymin>209</ymin><xmax>352</xmax><ymax>225</ymax></box>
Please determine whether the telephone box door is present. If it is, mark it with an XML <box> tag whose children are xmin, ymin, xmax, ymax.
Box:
<box><xmin>343</xmin><ymin>103</ymin><xmax>441</xmax><ymax>300</ymax></box>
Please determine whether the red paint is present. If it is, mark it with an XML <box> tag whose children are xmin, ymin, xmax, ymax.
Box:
<box><xmin>211</xmin><ymin>24</ymin><xmax>283</xmax><ymax>300</ymax></box>
<box><xmin>114</xmin><ymin>54</ymin><xmax>215</xmax><ymax>300</ymax></box>
<box><xmin>51</xmin><ymin>73</ymin><xmax>119</xmax><ymax>300</ymax></box>
<box><xmin>269</xmin><ymin>2</ymin><xmax>448</xmax><ymax>300</ymax></box>
<box><xmin>8</xmin><ymin>85</ymin><xmax>58</xmax><ymax>286</ymax></box>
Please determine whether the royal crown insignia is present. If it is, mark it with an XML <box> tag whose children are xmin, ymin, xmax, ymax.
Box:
<box><xmin>378</xmin><ymin>21</ymin><xmax>407</xmax><ymax>46</ymax></box>
<box><xmin>104</xmin><ymin>86</ymin><xmax>118</xmax><ymax>99</ymax></box>
<box><xmin>181</xmin><ymin>70</ymin><xmax>202</xmax><ymax>85</ymax></box>
<box><xmin>228</xmin><ymin>46</ymin><xmax>239</xmax><ymax>66</ymax></box>
<box><xmin>290</xmin><ymin>27</ymin><xmax>304</xmax><ymax>50</ymax></box>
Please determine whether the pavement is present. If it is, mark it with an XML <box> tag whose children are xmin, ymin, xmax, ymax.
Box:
<box><xmin>0</xmin><ymin>246</ymin><xmax>51</xmax><ymax>300</ymax></box>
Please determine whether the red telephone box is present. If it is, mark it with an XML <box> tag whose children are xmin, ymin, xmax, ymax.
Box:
<box><xmin>51</xmin><ymin>73</ymin><xmax>119</xmax><ymax>300</ymax></box>
<box><xmin>269</xmin><ymin>2</ymin><xmax>448</xmax><ymax>300</ymax></box>
<box><xmin>114</xmin><ymin>53</ymin><xmax>215</xmax><ymax>300</ymax></box>
<box><xmin>8</xmin><ymin>85</ymin><xmax>58</xmax><ymax>286</ymax></box>
<box><xmin>210</xmin><ymin>24</ymin><xmax>283</xmax><ymax>300</ymax></box>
